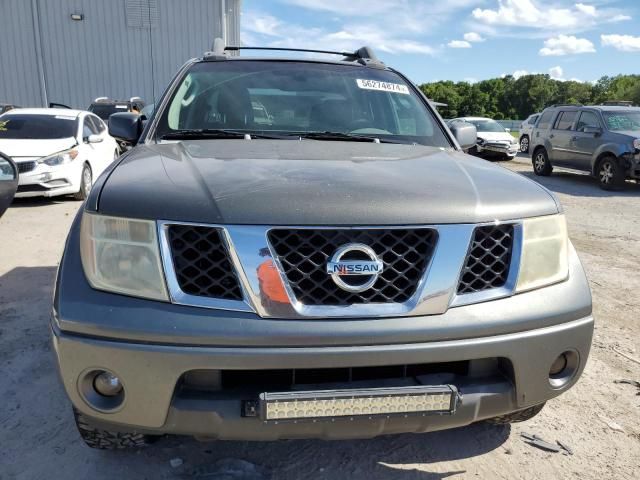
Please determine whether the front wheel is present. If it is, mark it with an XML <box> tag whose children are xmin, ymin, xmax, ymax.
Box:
<box><xmin>597</xmin><ymin>156</ymin><xmax>625</xmax><ymax>191</ymax></box>
<box><xmin>73</xmin><ymin>163</ymin><xmax>92</xmax><ymax>201</ymax></box>
<box><xmin>519</xmin><ymin>135</ymin><xmax>529</xmax><ymax>153</ymax></box>
<box><xmin>73</xmin><ymin>408</ymin><xmax>157</xmax><ymax>450</ymax></box>
<box><xmin>486</xmin><ymin>403</ymin><xmax>546</xmax><ymax>424</ymax></box>
<box><xmin>532</xmin><ymin>149</ymin><xmax>552</xmax><ymax>176</ymax></box>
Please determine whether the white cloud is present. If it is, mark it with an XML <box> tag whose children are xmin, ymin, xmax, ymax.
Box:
<box><xmin>463</xmin><ymin>32</ymin><xmax>484</xmax><ymax>42</ymax></box>
<box><xmin>448</xmin><ymin>40</ymin><xmax>472</xmax><ymax>48</ymax></box>
<box><xmin>539</xmin><ymin>35</ymin><xmax>595</xmax><ymax>56</ymax></box>
<box><xmin>243</xmin><ymin>11</ymin><xmax>438</xmax><ymax>56</ymax></box>
<box><xmin>548</xmin><ymin>66</ymin><xmax>564</xmax><ymax>80</ymax></box>
<box><xmin>463</xmin><ymin>77</ymin><xmax>478</xmax><ymax>84</ymax></box>
<box><xmin>512</xmin><ymin>69</ymin><xmax>530</xmax><ymax>79</ymax></box>
<box><xmin>472</xmin><ymin>0</ymin><xmax>630</xmax><ymax>32</ymax></box>
<box><xmin>575</xmin><ymin>3</ymin><xmax>596</xmax><ymax>17</ymax></box>
<box><xmin>601</xmin><ymin>34</ymin><xmax>640</xmax><ymax>52</ymax></box>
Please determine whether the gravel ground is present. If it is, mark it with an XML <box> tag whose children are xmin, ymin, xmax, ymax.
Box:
<box><xmin>0</xmin><ymin>153</ymin><xmax>639</xmax><ymax>479</ymax></box>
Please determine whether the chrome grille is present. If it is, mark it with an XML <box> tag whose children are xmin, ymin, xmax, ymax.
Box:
<box><xmin>17</xmin><ymin>161</ymin><xmax>37</xmax><ymax>174</ymax></box>
<box><xmin>457</xmin><ymin>225</ymin><xmax>514</xmax><ymax>294</ymax></box>
<box><xmin>268</xmin><ymin>228</ymin><xmax>438</xmax><ymax>306</ymax></box>
<box><xmin>166</xmin><ymin>225</ymin><xmax>243</xmax><ymax>301</ymax></box>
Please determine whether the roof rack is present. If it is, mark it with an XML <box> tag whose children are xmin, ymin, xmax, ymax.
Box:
<box><xmin>204</xmin><ymin>38</ymin><xmax>384</xmax><ymax>67</ymax></box>
<box><xmin>601</xmin><ymin>100</ymin><xmax>634</xmax><ymax>106</ymax></box>
<box><xmin>549</xmin><ymin>103</ymin><xmax>583</xmax><ymax>108</ymax></box>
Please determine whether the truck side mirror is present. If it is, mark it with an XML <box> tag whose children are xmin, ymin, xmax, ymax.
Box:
<box><xmin>109</xmin><ymin>113</ymin><xmax>143</xmax><ymax>144</ymax></box>
<box><xmin>450</xmin><ymin>122</ymin><xmax>478</xmax><ymax>150</ymax></box>
<box><xmin>0</xmin><ymin>152</ymin><xmax>18</xmax><ymax>218</ymax></box>
<box><xmin>582</xmin><ymin>126</ymin><xmax>602</xmax><ymax>136</ymax></box>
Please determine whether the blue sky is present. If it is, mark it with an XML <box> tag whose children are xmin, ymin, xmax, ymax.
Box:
<box><xmin>241</xmin><ymin>0</ymin><xmax>639</xmax><ymax>84</ymax></box>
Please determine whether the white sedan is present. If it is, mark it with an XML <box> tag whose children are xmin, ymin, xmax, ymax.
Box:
<box><xmin>0</xmin><ymin>108</ymin><xmax>119</xmax><ymax>199</ymax></box>
<box><xmin>450</xmin><ymin>116</ymin><xmax>519</xmax><ymax>160</ymax></box>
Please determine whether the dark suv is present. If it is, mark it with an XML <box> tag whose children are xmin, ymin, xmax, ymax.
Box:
<box><xmin>52</xmin><ymin>43</ymin><xmax>593</xmax><ymax>449</ymax></box>
<box><xmin>530</xmin><ymin>104</ymin><xmax>640</xmax><ymax>189</ymax></box>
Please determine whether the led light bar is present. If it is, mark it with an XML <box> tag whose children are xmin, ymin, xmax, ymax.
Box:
<box><xmin>260</xmin><ymin>385</ymin><xmax>457</xmax><ymax>421</ymax></box>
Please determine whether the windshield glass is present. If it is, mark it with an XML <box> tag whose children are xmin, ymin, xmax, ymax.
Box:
<box><xmin>89</xmin><ymin>104</ymin><xmax>129</xmax><ymax>120</ymax></box>
<box><xmin>0</xmin><ymin>114</ymin><xmax>78</xmax><ymax>139</ymax></box>
<box><xmin>155</xmin><ymin>61</ymin><xmax>450</xmax><ymax>147</ymax></box>
<box><xmin>466</xmin><ymin>119</ymin><xmax>506</xmax><ymax>133</ymax></box>
<box><xmin>603</xmin><ymin>111</ymin><xmax>640</xmax><ymax>131</ymax></box>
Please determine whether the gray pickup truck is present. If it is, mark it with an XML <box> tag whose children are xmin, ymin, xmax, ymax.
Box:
<box><xmin>52</xmin><ymin>43</ymin><xmax>594</xmax><ymax>449</ymax></box>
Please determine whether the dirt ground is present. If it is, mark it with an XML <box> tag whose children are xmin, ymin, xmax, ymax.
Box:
<box><xmin>0</xmin><ymin>154</ymin><xmax>639</xmax><ymax>480</ymax></box>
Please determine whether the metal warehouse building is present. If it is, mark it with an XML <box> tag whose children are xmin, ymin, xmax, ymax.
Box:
<box><xmin>0</xmin><ymin>0</ymin><xmax>241</xmax><ymax>109</ymax></box>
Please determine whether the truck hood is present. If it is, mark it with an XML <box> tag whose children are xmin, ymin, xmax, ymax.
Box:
<box><xmin>97</xmin><ymin>140</ymin><xmax>559</xmax><ymax>225</ymax></box>
<box><xmin>0</xmin><ymin>138</ymin><xmax>76</xmax><ymax>160</ymax></box>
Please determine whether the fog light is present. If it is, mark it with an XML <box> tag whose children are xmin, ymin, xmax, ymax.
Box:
<box><xmin>93</xmin><ymin>371</ymin><xmax>123</xmax><ymax>397</ymax></box>
<box><xmin>549</xmin><ymin>353</ymin><xmax>568</xmax><ymax>376</ymax></box>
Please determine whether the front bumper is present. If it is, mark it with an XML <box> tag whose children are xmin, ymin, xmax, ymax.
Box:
<box><xmin>477</xmin><ymin>143</ymin><xmax>519</xmax><ymax>157</ymax></box>
<box><xmin>53</xmin><ymin>316</ymin><xmax>593</xmax><ymax>440</ymax></box>
<box><xmin>52</xmin><ymin>212</ymin><xmax>593</xmax><ymax>440</ymax></box>
<box><xmin>15</xmin><ymin>160</ymin><xmax>81</xmax><ymax>198</ymax></box>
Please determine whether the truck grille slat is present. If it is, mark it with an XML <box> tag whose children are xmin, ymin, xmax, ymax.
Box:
<box><xmin>268</xmin><ymin>228</ymin><xmax>438</xmax><ymax>306</ymax></box>
<box><xmin>457</xmin><ymin>225</ymin><xmax>514</xmax><ymax>294</ymax></box>
<box><xmin>167</xmin><ymin>225</ymin><xmax>243</xmax><ymax>301</ymax></box>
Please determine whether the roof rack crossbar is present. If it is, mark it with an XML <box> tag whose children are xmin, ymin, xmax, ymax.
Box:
<box><xmin>225</xmin><ymin>46</ymin><xmax>363</xmax><ymax>58</ymax></box>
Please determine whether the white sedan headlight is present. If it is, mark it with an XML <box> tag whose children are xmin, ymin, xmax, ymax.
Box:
<box><xmin>80</xmin><ymin>213</ymin><xmax>169</xmax><ymax>301</ymax></box>
<box><xmin>39</xmin><ymin>148</ymin><xmax>78</xmax><ymax>166</ymax></box>
<box><xmin>516</xmin><ymin>214</ymin><xmax>569</xmax><ymax>292</ymax></box>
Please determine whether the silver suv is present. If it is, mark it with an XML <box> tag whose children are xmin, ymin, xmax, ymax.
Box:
<box><xmin>530</xmin><ymin>104</ymin><xmax>640</xmax><ymax>190</ymax></box>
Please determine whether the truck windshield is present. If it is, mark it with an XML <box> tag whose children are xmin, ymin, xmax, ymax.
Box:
<box><xmin>155</xmin><ymin>61</ymin><xmax>451</xmax><ymax>147</ymax></box>
<box><xmin>603</xmin><ymin>111</ymin><xmax>640</xmax><ymax>131</ymax></box>
<box><xmin>0</xmin><ymin>114</ymin><xmax>78</xmax><ymax>139</ymax></box>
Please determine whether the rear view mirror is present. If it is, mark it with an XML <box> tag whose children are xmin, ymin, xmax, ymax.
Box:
<box><xmin>449</xmin><ymin>122</ymin><xmax>478</xmax><ymax>150</ymax></box>
<box><xmin>582</xmin><ymin>126</ymin><xmax>602</xmax><ymax>136</ymax></box>
<box><xmin>505</xmin><ymin>127</ymin><xmax>511</xmax><ymax>133</ymax></box>
<box><xmin>0</xmin><ymin>152</ymin><xmax>18</xmax><ymax>218</ymax></box>
<box><xmin>109</xmin><ymin>113</ymin><xmax>143</xmax><ymax>144</ymax></box>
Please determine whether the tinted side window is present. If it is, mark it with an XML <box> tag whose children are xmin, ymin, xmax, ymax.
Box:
<box><xmin>537</xmin><ymin>111</ymin><xmax>554</xmax><ymax>129</ymax></box>
<box><xmin>528</xmin><ymin>115</ymin><xmax>539</xmax><ymax>124</ymax></box>
<box><xmin>83</xmin><ymin>117</ymin><xmax>99</xmax><ymax>138</ymax></box>
<box><xmin>90</xmin><ymin>115</ymin><xmax>106</xmax><ymax>133</ymax></box>
<box><xmin>576</xmin><ymin>111</ymin><xmax>600</xmax><ymax>131</ymax></box>
<box><xmin>554</xmin><ymin>111</ymin><xmax>577</xmax><ymax>130</ymax></box>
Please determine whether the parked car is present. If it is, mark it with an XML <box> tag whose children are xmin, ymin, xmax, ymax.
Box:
<box><xmin>0</xmin><ymin>108</ymin><xmax>119</xmax><ymax>199</ymax></box>
<box><xmin>88</xmin><ymin>97</ymin><xmax>145</xmax><ymax>121</ymax></box>
<box><xmin>530</xmin><ymin>104</ymin><xmax>640</xmax><ymax>190</ymax></box>
<box><xmin>450</xmin><ymin>116</ymin><xmax>519</xmax><ymax>160</ymax></box>
<box><xmin>0</xmin><ymin>103</ymin><xmax>19</xmax><ymax>115</ymax></box>
<box><xmin>0</xmin><ymin>152</ymin><xmax>18</xmax><ymax>216</ymax></box>
<box><xmin>53</xmin><ymin>41</ymin><xmax>593</xmax><ymax>449</ymax></box>
<box><xmin>519</xmin><ymin>113</ymin><xmax>540</xmax><ymax>153</ymax></box>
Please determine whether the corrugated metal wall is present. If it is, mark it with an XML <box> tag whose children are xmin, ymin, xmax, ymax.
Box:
<box><xmin>0</xmin><ymin>0</ymin><xmax>44</xmax><ymax>106</ymax></box>
<box><xmin>0</xmin><ymin>0</ymin><xmax>239</xmax><ymax>108</ymax></box>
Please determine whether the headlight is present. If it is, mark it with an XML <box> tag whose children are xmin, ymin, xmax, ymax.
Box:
<box><xmin>516</xmin><ymin>214</ymin><xmax>569</xmax><ymax>292</ymax></box>
<box><xmin>39</xmin><ymin>148</ymin><xmax>78</xmax><ymax>166</ymax></box>
<box><xmin>633</xmin><ymin>138</ymin><xmax>640</xmax><ymax>150</ymax></box>
<box><xmin>80</xmin><ymin>212</ymin><xmax>169</xmax><ymax>301</ymax></box>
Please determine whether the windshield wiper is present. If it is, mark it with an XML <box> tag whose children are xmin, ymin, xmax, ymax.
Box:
<box><xmin>160</xmin><ymin>129</ymin><xmax>291</xmax><ymax>140</ymax></box>
<box><xmin>293</xmin><ymin>131</ymin><xmax>406</xmax><ymax>144</ymax></box>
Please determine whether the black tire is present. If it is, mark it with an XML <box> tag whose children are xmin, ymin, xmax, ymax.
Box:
<box><xmin>486</xmin><ymin>403</ymin><xmax>546</xmax><ymax>425</ymax></box>
<box><xmin>532</xmin><ymin>149</ymin><xmax>552</xmax><ymax>176</ymax></box>
<box><xmin>519</xmin><ymin>135</ymin><xmax>529</xmax><ymax>153</ymax></box>
<box><xmin>73</xmin><ymin>163</ymin><xmax>92</xmax><ymax>201</ymax></box>
<box><xmin>596</xmin><ymin>156</ymin><xmax>625</xmax><ymax>191</ymax></box>
<box><xmin>73</xmin><ymin>408</ymin><xmax>156</xmax><ymax>450</ymax></box>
